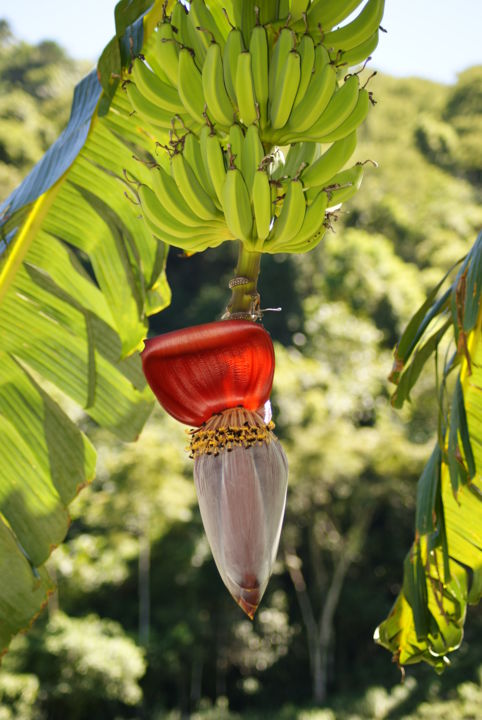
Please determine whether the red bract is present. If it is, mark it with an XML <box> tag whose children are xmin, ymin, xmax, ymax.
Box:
<box><xmin>141</xmin><ymin>320</ymin><xmax>275</xmax><ymax>427</ymax></box>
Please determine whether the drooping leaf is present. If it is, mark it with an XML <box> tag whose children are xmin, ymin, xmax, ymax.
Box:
<box><xmin>463</xmin><ymin>230</ymin><xmax>482</xmax><ymax>332</ymax></box>
<box><xmin>415</xmin><ymin>444</ymin><xmax>441</xmax><ymax>536</ymax></box>
<box><xmin>0</xmin><ymin>520</ymin><xmax>54</xmax><ymax>656</ymax></box>
<box><xmin>376</xmin><ymin>240</ymin><xmax>482</xmax><ymax>668</ymax></box>
<box><xmin>449</xmin><ymin>233</ymin><xmax>482</xmax><ymax>352</ymax></box>
<box><xmin>375</xmin><ymin>464</ymin><xmax>480</xmax><ymax>670</ymax></box>
<box><xmin>447</xmin><ymin>376</ymin><xmax>476</xmax><ymax>493</ymax></box>
<box><xmin>391</xmin><ymin>320</ymin><xmax>451</xmax><ymax>409</ymax></box>
<box><xmin>389</xmin><ymin>270</ymin><xmax>454</xmax><ymax>385</ymax></box>
<box><xmin>0</xmin><ymin>0</ymin><xmax>173</xmax><ymax>654</ymax></box>
<box><xmin>402</xmin><ymin>543</ymin><xmax>430</xmax><ymax>640</ymax></box>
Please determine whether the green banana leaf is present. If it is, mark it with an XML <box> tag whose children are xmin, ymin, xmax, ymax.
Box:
<box><xmin>0</xmin><ymin>0</ymin><xmax>175</xmax><ymax>655</ymax></box>
<box><xmin>375</xmin><ymin>232</ymin><xmax>482</xmax><ymax>669</ymax></box>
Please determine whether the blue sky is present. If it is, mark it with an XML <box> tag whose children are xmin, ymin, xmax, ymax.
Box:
<box><xmin>0</xmin><ymin>0</ymin><xmax>481</xmax><ymax>84</ymax></box>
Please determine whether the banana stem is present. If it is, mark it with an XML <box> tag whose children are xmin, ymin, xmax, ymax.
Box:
<box><xmin>223</xmin><ymin>242</ymin><xmax>262</xmax><ymax>320</ymax></box>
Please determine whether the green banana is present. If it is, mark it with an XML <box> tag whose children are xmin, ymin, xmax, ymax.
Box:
<box><xmin>182</xmin><ymin>131</ymin><xmax>218</xmax><ymax>203</ymax></box>
<box><xmin>202</xmin><ymin>42</ymin><xmax>234</xmax><ymax>127</ymax></box>
<box><xmin>139</xmin><ymin>188</ymin><xmax>227</xmax><ymax>256</ymax></box>
<box><xmin>258</xmin><ymin>0</ymin><xmax>278</xmax><ymax>25</ymax></box>
<box><xmin>241</xmin><ymin>124</ymin><xmax>264</xmax><ymax>193</ymax></box>
<box><xmin>203</xmin><ymin>130</ymin><xmax>227</xmax><ymax>206</ymax></box>
<box><xmin>207</xmin><ymin>2</ymin><xmax>232</xmax><ymax>42</ymax></box>
<box><xmin>324</xmin><ymin>163</ymin><xmax>364</xmax><ymax>207</ymax></box>
<box><xmin>171</xmin><ymin>151</ymin><xmax>218</xmax><ymax>220</ymax></box>
<box><xmin>293</xmin><ymin>33</ymin><xmax>315</xmax><ymax>110</ymax></box>
<box><xmin>233</xmin><ymin>0</ymin><xmax>257</xmax><ymax>45</ymax></box>
<box><xmin>140</xmin><ymin>184</ymin><xmax>221</xmax><ymax>241</ymax></box>
<box><xmin>285</xmin><ymin>227</ymin><xmax>327</xmax><ymax>254</ymax></box>
<box><xmin>304</xmin><ymin>183</ymin><xmax>322</xmax><ymax>206</ymax></box>
<box><xmin>187</xmin><ymin>233</ymin><xmax>227</xmax><ymax>253</ymax></box>
<box><xmin>334</xmin><ymin>30</ymin><xmax>380</xmax><ymax>69</ymax></box>
<box><xmin>268</xmin><ymin>189</ymin><xmax>328</xmax><ymax>254</ymax></box>
<box><xmin>141</xmin><ymin>209</ymin><xmax>227</xmax><ymax>252</ymax></box>
<box><xmin>228</xmin><ymin>124</ymin><xmax>245</xmax><ymax>169</ymax></box>
<box><xmin>178</xmin><ymin>48</ymin><xmax>206</xmax><ymax>125</ymax></box>
<box><xmin>274</xmin><ymin>141</ymin><xmax>318</xmax><ymax>180</ymax></box>
<box><xmin>269</xmin><ymin>28</ymin><xmax>295</xmax><ymax>101</ymax></box>
<box><xmin>130</xmin><ymin>59</ymin><xmax>184</xmax><ymax>114</ymax></box>
<box><xmin>141</xmin><ymin>36</ymin><xmax>172</xmax><ymax>87</ymax></box>
<box><xmin>266</xmin><ymin>179</ymin><xmax>306</xmax><ymax>249</ymax></box>
<box><xmin>222</xmin><ymin>167</ymin><xmax>253</xmax><ymax>244</ymax></box>
<box><xmin>306</xmin><ymin>0</ymin><xmax>363</xmax><ymax>33</ymax></box>
<box><xmin>289</xmin><ymin>189</ymin><xmax>328</xmax><ymax>249</ymax></box>
<box><xmin>316</xmin><ymin>88</ymin><xmax>371</xmax><ymax>143</ymax></box>
<box><xmin>171</xmin><ymin>2</ymin><xmax>191</xmax><ymax>46</ymax></box>
<box><xmin>290</xmin><ymin>0</ymin><xmax>311</xmax><ymax>22</ymax></box>
<box><xmin>301</xmin><ymin>131</ymin><xmax>357</xmax><ymax>188</ymax></box>
<box><xmin>185</xmin><ymin>7</ymin><xmax>208</xmax><ymax>66</ymax></box>
<box><xmin>284</xmin><ymin>59</ymin><xmax>337</xmax><ymax>136</ymax></box>
<box><xmin>283</xmin><ymin>224</ymin><xmax>326</xmax><ymax>253</ymax></box>
<box><xmin>147</xmin><ymin>22</ymin><xmax>179</xmax><ymax>86</ymax></box>
<box><xmin>322</xmin><ymin>0</ymin><xmax>385</xmax><ymax>54</ymax></box>
<box><xmin>301</xmin><ymin>73</ymin><xmax>360</xmax><ymax>141</ymax></box>
<box><xmin>278</xmin><ymin>0</ymin><xmax>291</xmax><ymax>20</ymax></box>
<box><xmin>270</xmin><ymin>50</ymin><xmax>301</xmax><ymax>131</ymax></box>
<box><xmin>252</xmin><ymin>169</ymin><xmax>272</xmax><ymax>244</ymax></box>
<box><xmin>189</xmin><ymin>0</ymin><xmax>225</xmax><ymax>49</ymax></box>
<box><xmin>235</xmin><ymin>51</ymin><xmax>258</xmax><ymax>127</ymax></box>
<box><xmin>124</xmin><ymin>82</ymin><xmax>175</xmax><ymax>131</ymax></box>
<box><xmin>249</xmin><ymin>24</ymin><xmax>269</xmax><ymax>128</ymax></box>
<box><xmin>218</xmin><ymin>0</ymin><xmax>235</xmax><ymax>28</ymax></box>
<box><xmin>223</xmin><ymin>28</ymin><xmax>245</xmax><ymax>106</ymax></box>
<box><xmin>150</xmin><ymin>164</ymin><xmax>211</xmax><ymax>228</ymax></box>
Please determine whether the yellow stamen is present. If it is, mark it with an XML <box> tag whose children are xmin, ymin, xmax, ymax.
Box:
<box><xmin>187</xmin><ymin>407</ymin><xmax>276</xmax><ymax>458</ymax></box>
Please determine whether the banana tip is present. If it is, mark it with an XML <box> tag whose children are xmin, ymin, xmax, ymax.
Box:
<box><xmin>237</xmin><ymin>595</ymin><xmax>259</xmax><ymax>620</ymax></box>
<box><xmin>234</xmin><ymin>575</ymin><xmax>261</xmax><ymax>620</ymax></box>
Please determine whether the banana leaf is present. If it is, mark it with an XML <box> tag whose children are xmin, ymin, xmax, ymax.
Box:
<box><xmin>0</xmin><ymin>0</ymin><xmax>177</xmax><ymax>655</ymax></box>
<box><xmin>375</xmin><ymin>232</ymin><xmax>482</xmax><ymax>669</ymax></box>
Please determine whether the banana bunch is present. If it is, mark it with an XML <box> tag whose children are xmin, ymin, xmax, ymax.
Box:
<box><xmin>125</xmin><ymin>0</ymin><xmax>382</xmax><ymax>144</ymax></box>
<box><xmin>137</xmin><ymin>129</ymin><xmax>233</xmax><ymax>254</ymax></box>
<box><xmin>127</xmin><ymin>0</ymin><xmax>383</xmax><ymax>255</ymax></box>
<box><xmin>138</xmin><ymin>123</ymin><xmax>365</xmax><ymax>255</ymax></box>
